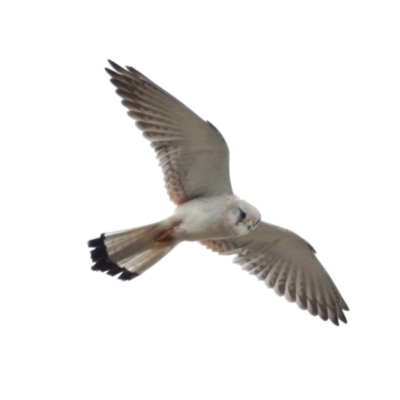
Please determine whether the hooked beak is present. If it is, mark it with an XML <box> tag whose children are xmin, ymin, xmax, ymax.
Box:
<box><xmin>246</xmin><ymin>218</ymin><xmax>255</xmax><ymax>226</ymax></box>
<box><xmin>245</xmin><ymin>217</ymin><xmax>261</xmax><ymax>231</ymax></box>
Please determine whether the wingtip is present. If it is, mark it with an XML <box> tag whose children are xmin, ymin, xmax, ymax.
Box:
<box><xmin>107</xmin><ymin>59</ymin><xmax>126</xmax><ymax>74</ymax></box>
<box><xmin>338</xmin><ymin>310</ymin><xmax>348</xmax><ymax>324</ymax></box>
<box><xmin>107</xmin><ymin>59</ymin><xmax>118</xmax><ymax>68</ymax></box>
<box><xmin>342</xmin><ymin>302</ymin><xmax>350</xmax><ymax>312</ymax></box>
<box><xmin>105</xmin><ymin>67</ymin><xmax>114</xmax><ymax>76</ymax></box>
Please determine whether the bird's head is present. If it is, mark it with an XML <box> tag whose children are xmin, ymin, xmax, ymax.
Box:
<box><xmin>229</xmin><ymin>199</ymin><xmax>261</xmax><ymax>236</ymax></box>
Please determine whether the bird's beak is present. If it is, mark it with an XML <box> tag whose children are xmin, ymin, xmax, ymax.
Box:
<box><xmin>246</xmin><ymin>218</ymin><xmax>255</xmax><ymax>226</ymax></box>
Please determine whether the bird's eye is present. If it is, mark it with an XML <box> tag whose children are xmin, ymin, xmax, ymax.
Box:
<box><xmin>239</xmin><ymin>210</ymin><xmax>246</xmax><ymax>220</ymax></box>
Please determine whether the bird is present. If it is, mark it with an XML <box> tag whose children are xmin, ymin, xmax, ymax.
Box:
<box><xmin>88</xmin><ymin>60</ymin><xmax>349</xmax><ymax>326</ymax></box>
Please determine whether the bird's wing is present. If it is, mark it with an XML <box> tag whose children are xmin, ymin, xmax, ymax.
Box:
<box><xmin>106</xmin><ymin>60</ymin><xmax>233</xmax><ymax>205</ymax></box>
<box><xmin>201</xmin><ymin>222</ymin><xmax>349</xmax><ymax>325</ymax></box>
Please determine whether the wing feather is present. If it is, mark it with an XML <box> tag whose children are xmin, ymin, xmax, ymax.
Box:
<box><xmin>202</xmin><ymin>222</ymin><xmax>349</xmax><ymax>325</ymax></box>
<box><xmin>106</xmin><ymin>60</ymin><xmax>233</xmax><ymax>204</ymax></box>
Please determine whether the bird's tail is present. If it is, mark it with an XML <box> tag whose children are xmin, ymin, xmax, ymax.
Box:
<box><xmin>88</xmin><ymin>222</ymin><xmax>176</xmax><ymax>280</ymax></box>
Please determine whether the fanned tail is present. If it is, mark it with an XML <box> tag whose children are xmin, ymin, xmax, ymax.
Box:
<box><xmin>88</xmin><ymin>222</ymin><xmax>176</xmax><ymax>281</ymax></box>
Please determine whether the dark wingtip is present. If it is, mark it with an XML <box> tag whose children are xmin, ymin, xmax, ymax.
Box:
<box><xmin>107</xmin><ymin>59</ymin><xmax>118</xmax><ymax>68</ymax></box>
<box><xmin>331</xmin><ymin>316</ymin><xmax>339</xmax><ymax>326</ymax></box>
<box><xmin>105</xmin><ymin>67</ymin><xmax>115</xmax><ymax>77</ymax></box>
<box><xmin>107</xmin><ymin>59</ymin><xmax>126</xmax><ymax>74</ymax></box>
<box><xmin>338</xmin><ymin>310</ymin><xmax>348</xmax><ymax>324</ymax></box>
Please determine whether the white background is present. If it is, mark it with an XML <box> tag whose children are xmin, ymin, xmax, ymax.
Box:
<box><xmin>1</xmin><ymin>1</ymin><xmax>399</xmax><ymax>399</ymax></box>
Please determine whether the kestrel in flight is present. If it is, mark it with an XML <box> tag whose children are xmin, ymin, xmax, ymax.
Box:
<box><xmin>89</xmin><ymin>60</ymin><xmax>349</xmax><ymax>325</ymax></box>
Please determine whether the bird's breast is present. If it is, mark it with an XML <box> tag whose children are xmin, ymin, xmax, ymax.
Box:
<box><xmin>172</xmin><ymin>196</ymin><xmax>233</xmax><ymax>241</ymax></box>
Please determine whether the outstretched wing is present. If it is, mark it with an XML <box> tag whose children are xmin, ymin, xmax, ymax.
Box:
<box><xmin>202</xmin><ymin>222</ymin><xmax>349</xmax><ymax>325</ymax></box>
<box><xmin>106</xmin><ymin>60</ymin><xmax>233</xmax><ymax>205</ymax></box>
